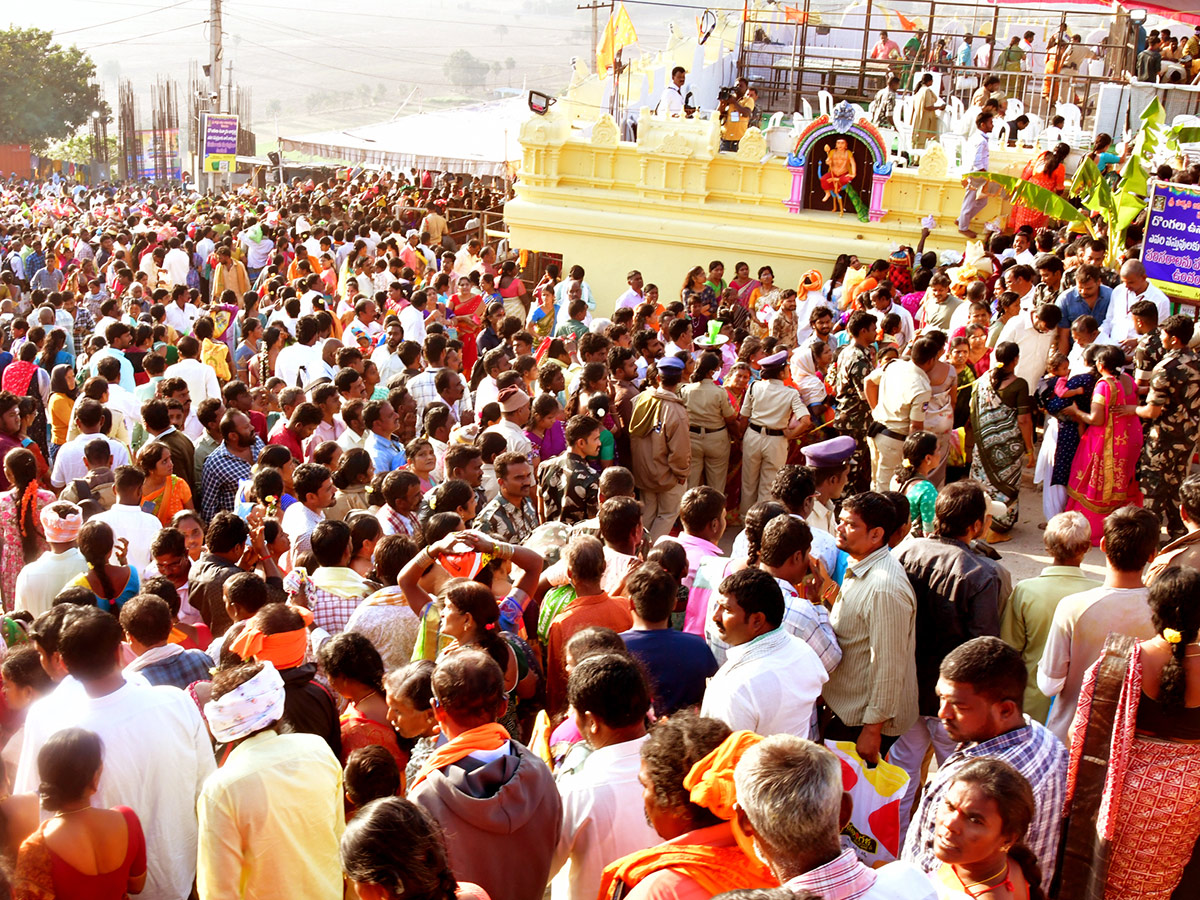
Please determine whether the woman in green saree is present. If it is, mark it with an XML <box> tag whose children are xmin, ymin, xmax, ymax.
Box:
<box><xmin>970</xmin><ymin>341</ymin><xmax>1034</xmax><ymax>541</ymax></box>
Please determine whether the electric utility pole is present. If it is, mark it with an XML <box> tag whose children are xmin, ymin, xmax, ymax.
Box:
<box><xmin>577</xmin><ymin>0</ymin><xmax>613</xmax><ymax>70</ymax></box>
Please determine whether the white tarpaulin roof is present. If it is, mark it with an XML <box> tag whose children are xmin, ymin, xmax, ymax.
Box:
<box><xmin>279</xmin><ymin>97</ymin><xmax>528</xmax><ymax>177</ymax></box>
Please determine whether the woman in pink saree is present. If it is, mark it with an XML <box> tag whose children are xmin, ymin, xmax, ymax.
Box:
<box><xmin>728</xmin><ymin>261</ymin><xmax>759</xmax><ymax>308</ymax></box>
<box><xmin>1060</xmin><ymin>567</ymin><xmax>1200</xmax><ymax>900</ymax></box>
<box><xmin>1065</xmin><ymin>345</ymin><xmax>1142</xmax><ymax>543</ymax></box>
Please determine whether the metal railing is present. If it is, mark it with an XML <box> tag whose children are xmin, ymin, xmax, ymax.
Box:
<box><xmin>738</xmin><ymin>0</ymin><xmax>1141</xmax><ymax>135</ymax></box>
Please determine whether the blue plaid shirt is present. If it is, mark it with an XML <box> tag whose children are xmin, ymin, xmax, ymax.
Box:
<box><xmin>72</xmin><ymin>306</ymin><xmax>96</xmax><ymax>356</ymax></box>
<box><xmin>137</xmin><ymin>648</ymin><xmax>214</xmax><ymax>690</ymax></box>
<box><xmin>902</xmin><ymin>716</ymin><xmax>1067</xmax><ymax>877</ymax></box>
<box><xmin>200</xmin><ymin>444</ymin><xmax>254</xmax><ymax>523</ymax></box>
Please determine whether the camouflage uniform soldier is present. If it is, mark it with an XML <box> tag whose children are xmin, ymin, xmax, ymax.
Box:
<box><xmin>833</xmin><ymin>311</ymin><xmax>878</xmax><ymax>496</ymax></box>
<box><xmin>1136</xmin><ymin>315</ymin><xmax>1200</xmax><ymax>540</ymax></box>
<box><xmin>1132</xmin><ymin>317</ymin><xmax>1164</xmax><ymax>396</ymax></box>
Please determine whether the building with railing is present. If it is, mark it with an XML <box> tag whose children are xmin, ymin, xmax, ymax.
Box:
<box><xmin>503</xmin><ymin>1</ymin><xmax>1200</xmax><ymax>308</ymax></box>
<box><xmin>505</xmin><ymin>99</ymin><xmax>1030</xmax><ymax>308</ymax></box>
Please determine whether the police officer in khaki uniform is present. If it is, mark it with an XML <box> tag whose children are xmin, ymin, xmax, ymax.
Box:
<box><xmin>739</xmin><ymin>349</ymin><xmax>811</xmax><ymax>514</ymax></box>
<box><xmin>681</xmin><ymin>350</ymin><xmax>738</xmax><ymax>489</ymax></box>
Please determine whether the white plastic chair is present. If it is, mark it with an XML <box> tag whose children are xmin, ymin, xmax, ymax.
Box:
<box><xmin>818</xmin><ymin>89</ymin><xmax>834</xmax><ymax>119</ymax></box>
<box><xmin>895</xmin><ymin>98</ymin><xmax>916</xmax><ymax>157</ymax></box>
<box><xmin>945</xmin><ymin>95</ymin><xmax>968</xmax><ymax>136</ymax></box>
<box><xmin>877</xmin><ymin>127</ymin><xmax>900</xmax><ymax>157</ymax></box>
<box><xmin>767</xmin><ymin>111</ymin><xmax>785</xmax><ymax>129</ymax></box>
<box><xmin>800</xmin><ymin>97</ymin><xmax>814</xmax><ymax>121</ymax></box>
<box><xmin>1055</xmin><ymin>102</ymin><xmax>1083</xmax><ymax>145</ymax></box>
<box><xmin>1021</xmin><ymin>113</ymin><xmax>1043</xmax><ymax>148</ymax></box>
<box><xmin>1005</xmin><ymin>97</ymin><xmax>1025</xmax><ymax>120</ymax></box>
<box><xmin>940</xmin><ymin>133</ymin><xmax>965</xmax><ymax>169</ymax></box>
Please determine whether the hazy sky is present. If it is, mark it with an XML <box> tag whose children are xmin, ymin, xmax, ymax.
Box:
<box><xmin>14</xmin><ymin>0</ymin><xmax>674</xmax><ymax>129</ymax></box>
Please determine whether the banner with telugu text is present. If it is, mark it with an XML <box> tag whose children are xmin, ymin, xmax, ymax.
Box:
<box><xmin>1142</xmin><ymin>179</ymin><xmax>1200</xmax><ymax>303</ymax></box>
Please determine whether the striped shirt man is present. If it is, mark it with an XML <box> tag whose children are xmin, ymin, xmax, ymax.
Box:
<box><xmin>823</xmin><ymin>546</ymin><xmax>919</xmax><ymax>737</ymax></box>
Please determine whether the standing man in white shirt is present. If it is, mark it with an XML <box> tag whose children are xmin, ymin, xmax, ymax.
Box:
<box><xmin>958</xmin><ymin>112</ymin><xmax>996</xmax><ymax>238</ymax></box>
<box><xmin>162</xmin><ymin>237</ymin><xmax>191</xmax><ymax>287</ymax></box>
<box><xmin>399</xmin><ymin>289</ymin><xmax>436</xmax><ymax>347</ymax></box>
<box><xmin>551</xmin><ymin>654</ymin><xmax>659</xmax><ymax>900</ymax></box>
<box><xmin>1102</xmin><ymin>259</ymin><xmax>1170</xmax><ymax>348</ymax></box>
<box><xmin>50</xmin><ymin>402</ymin><xmax>132</xmax><ymax>489</ymax></box>
<box><xmin>282</xmin><ymin>462</ymin><xmax>335</xmax><ymax>556</ymax></box>
<box><xmin>615</xmin><ymin>270</ymin><xmax>645</xmax><ymax>309</ymax></box>
<box><xmin>275</xmin><ymin>315</ymin><xmax>323</xmax><ymax>389</ymax></box>
<box><xmin>996</xmin><ymin>303</ymin><xmax>1063</xmax><ymax>395</ymax></box>
<box><xmin>370</xmin><ymin>319</ymin><xmax>406</xmax><ymax>385</ymax></box>
<box><xmin>239</xmin><ymin>222</ymin><xmax>275</xmax><ymax>283</ymax></box>
<box><xmin>701</xmin><ymin>567</ymin><xmax>829</xmax><ymax>737</ymax></box>
<box><xmin>1020</xmin><ymin>30</ymin><xmax>1036</xmax><ymax>74</ymax></box>
<box><xmin>15</xmin><ymin>606</ymin><xmax>215</xmax><ymax>900</ymax></box>
<box><xmin>655</xmin><ymin>66</ymin><xmax>692</xmax><ymax>117</ymax></box>
<box><xmin>869</xmin><ymin>336</ymin><xmax>938</xmax><ymax>492</ymax></box>
<box><xmin>342</xmin><ymin>298</ymin><xmax>382</xmax><ymax>349</ymax></box>
<box><xmin>1038</xmin><ymin>506</ymin><xmax>1158</xmax><ymax>745</ymax></box>
<box><xmin>164</xmin><ymin>284</ymin><xmax>199</xmax><ymax>336</ymax></box>
<box><xmin>165</xmin><ymin>336</ymin><xmax>221</xmax><ymax>407</ymax></box>
<box><xmin>14</xmin><ymin>502</ymin><xmax>87</xmax><ymax>617</ymax></box>
<box><xmin>973</xmin><ymin>33</ymin><xmax>994</xmax><ymax>69</ymax></box>
<box><xmin>485</xmin><ymin>387</ymin><xmax>535</xmax><ymax>461</ymax></box>
<box><xmin>94</xmin><ymin>467</ymin><xmax>163</xmax><ymax>571</ymax></box>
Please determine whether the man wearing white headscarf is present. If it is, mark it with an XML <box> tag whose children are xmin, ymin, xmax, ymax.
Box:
<box><xmin>197</xmin><ymin>660</ymin><xmax>345</xmax><ymax>900</ymax></box>
<box><xmin>13</xmin><ymin>501</ymin><xmax>87</xmax><ymax>616</ymax></box>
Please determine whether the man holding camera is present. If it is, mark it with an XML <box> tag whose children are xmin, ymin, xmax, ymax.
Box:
<box><xmin>718</xmin><ymin>77</ymin><xmax>755</xmax><ymax>152</ymax></box>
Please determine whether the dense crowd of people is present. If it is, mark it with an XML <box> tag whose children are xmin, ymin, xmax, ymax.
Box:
<box><xmin>0</xmin><ymin>161</ymin><xmax>1194</xmax><ymax>900</ymax></box>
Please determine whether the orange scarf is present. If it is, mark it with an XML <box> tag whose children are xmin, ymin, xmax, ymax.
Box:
<box><xmin>409</xmin><ymin>722</ymin><xmax>511</xmax><ymax>790</ymax></box>
<box><xmin>597</xmin><ymin>824</ymin><xmax>777</xmax><ymax>900</ymax></box>
<box><xmin>229</xmin><ymin>606</ymin><xmax>313</xmax><ymax>669</ymax></box>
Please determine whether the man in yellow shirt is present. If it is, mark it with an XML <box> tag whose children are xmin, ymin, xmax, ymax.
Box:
<box><xmin>718</xmin><ymin>77</ymin><xmax>755</xmax><ymax>152</ymax></box>
<box><xmin>197</xmin><ymin>659</ymin><xmax>345</xmax><ymax>900</ymax></box>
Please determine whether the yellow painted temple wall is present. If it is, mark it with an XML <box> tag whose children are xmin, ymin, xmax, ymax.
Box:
<box><xmin>505</xmin><ymin>103</ymin><xmax>1034</xmax><ymax>312</ymax></box>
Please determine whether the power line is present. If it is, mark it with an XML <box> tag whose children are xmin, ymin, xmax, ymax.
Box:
<box><xmin>81</xmin><ymin>20</ymin><xmax>207</xmax><ymax>50</ymax></box>
<box><xmin>622</xmin><ymin>0</ymin><xmax>743</xmax><ymax>9</ymax></box>
<box><xmin>220</xmin><ymin>10</ymin><xmax>454</xmax><ymax>64</ymax></box>
<box><xmin>55</xmin><ymin>0</ymin><xmax>199</xmax><ymax>35</ymax></box>
<box><xmin>223</xmin><ymin>0</ymin><xmax>592</xmax><ymax>34</ymax></box>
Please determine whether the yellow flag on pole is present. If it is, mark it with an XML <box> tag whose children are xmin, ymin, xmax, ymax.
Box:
<box><xmin>596</xmin><ymin>3</ymin><xmax>638</xmax><ymax>75</ymax></box>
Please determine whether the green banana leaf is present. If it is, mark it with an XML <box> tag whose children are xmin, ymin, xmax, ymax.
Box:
<box><xmin>1168</xmin><ymin>126</ymin><xmax>1200</xmax><ymax>147</ymax></box>
<box><xmin>1115</xmin><ymin>190</ymin><xmax>1145</xmax><ymax>234</ymax></box>
<box><xmin>1071</xmin><ymin>158</ymin><xmax>1112</xmax><ymax>207</ymax></box>
<box><xmin>1140</xmin><ymin>97</ymin><xmax>1165</xmax><ymax>132</ymax></box>
<box><xmin>1119</xmin><ymin>153</ymin><xmax>1149</xmax><ymax>199</ymax></box>
<box><xmin>964</xmin><ymin>171</ymin><xmax>1091</xmax><ymax>229</ymax></box>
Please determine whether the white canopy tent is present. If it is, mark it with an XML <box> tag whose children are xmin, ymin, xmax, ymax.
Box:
<box><xmin>278</xmin><ymin>97</ymin><xmax>528</xmax><ymax>178</ymax></box>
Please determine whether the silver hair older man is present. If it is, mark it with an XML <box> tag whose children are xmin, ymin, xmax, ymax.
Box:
<box><xmin>733</xmin><ymin>735</ymin><xmax>935</xmax><ymax>899</ymax></box>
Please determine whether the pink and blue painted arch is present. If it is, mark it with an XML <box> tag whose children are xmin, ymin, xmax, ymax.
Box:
<box><xmin>783</xmin><ymin>101</ymin><xmax>894</xmax><ymax>222</ymax></box>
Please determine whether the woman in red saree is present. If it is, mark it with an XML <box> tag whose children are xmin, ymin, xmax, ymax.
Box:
<box><xmin>728</xmin><ymin>261</ymin><xmax>760</xmax><ymax>310</ymax></box>
<box><xmin>1065</xmin><ymin>346</ymin><xmax>1143</xmax><ymax>544</ymax></box>
<box><xmin>1010</xmin><ymin>143</ymin><xmax>1071</xmax><ymax>232</ymax></box>
<box><xmin>318</xmin><ymin>632</ymin><xmax>407</xmax><ymax>777</ymax></box>
<box><xmin>1061</xmin><ymin>567</ymin><xmax>1200</xmax><ymax>900</ymax></box>
<box><xmin>601</xmin><ymin>719</ymin><xmax>777</xmax><ymax>900</ymax></box>
<box><xmin>14</xmin><ymin>728</ymin><xmax>147</xmax><ymax>900</ymax></box>
<box><xmin>449</xmin><ymin>276</ymin><xmax>485</xmax><ymax>376</ymax></box>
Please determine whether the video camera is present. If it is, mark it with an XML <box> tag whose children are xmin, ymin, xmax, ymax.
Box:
<box><xmin>717</xmin><ymin>86</ymin><xmax>736</xmax><ymax>102</ymax></box>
